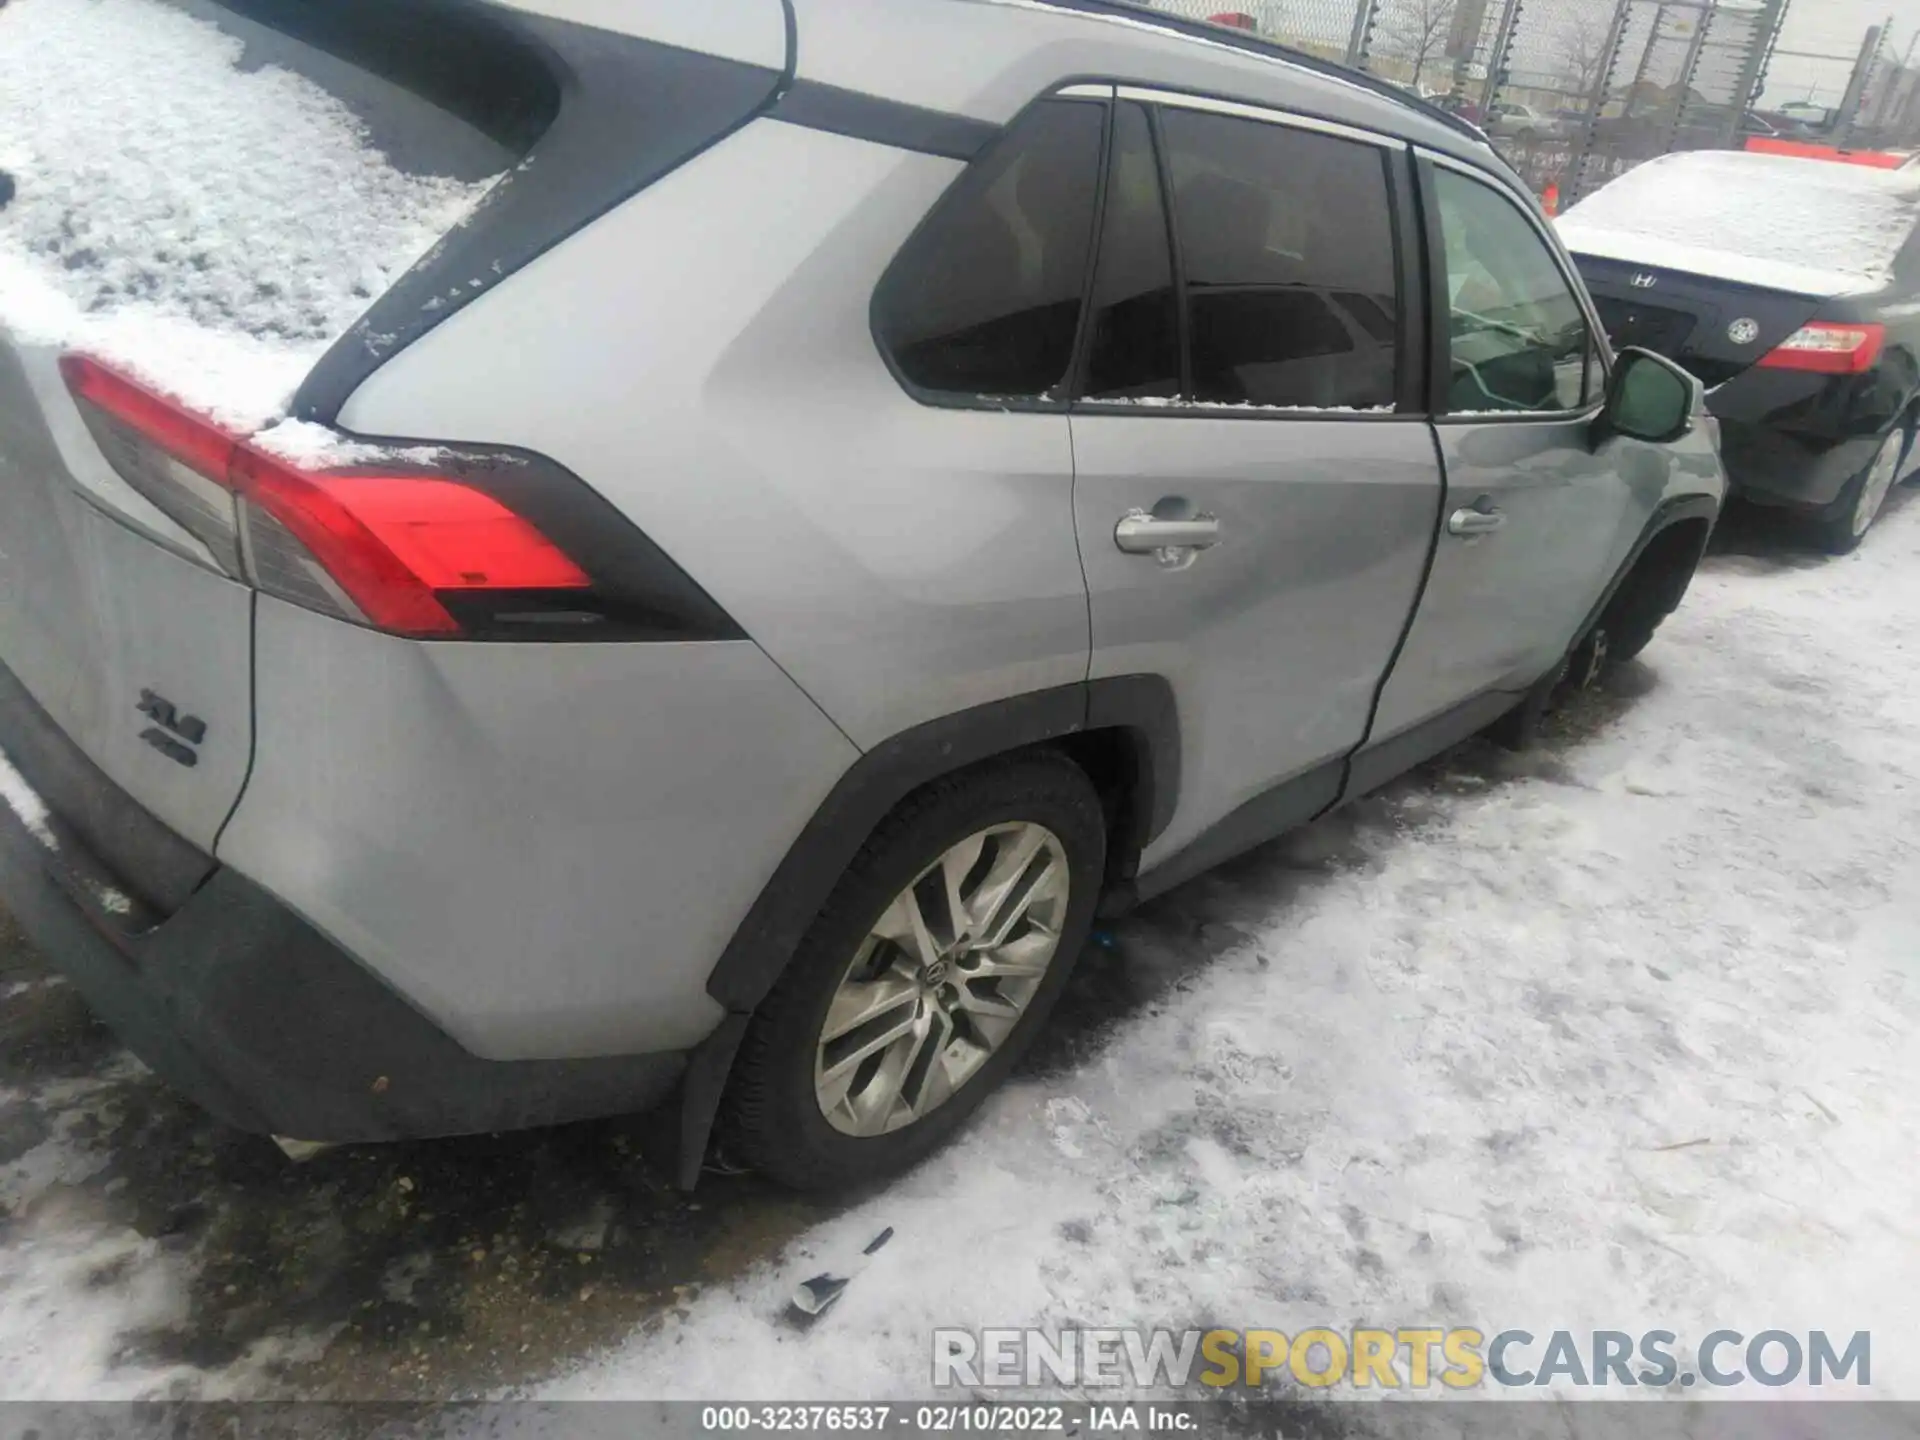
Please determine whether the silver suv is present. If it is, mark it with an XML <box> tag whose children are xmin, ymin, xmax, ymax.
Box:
<box><xmin>0</xmin><ymin>0</ymin><xmax>1723</xmax><ymax>1189</ymax></box>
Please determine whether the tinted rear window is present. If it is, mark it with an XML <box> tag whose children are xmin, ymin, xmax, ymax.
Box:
<box><xmin>1160</xmin><ymin>108</ymin><xmax>1400</xmax><ymax>410</ymax></box>
<box><xmin>874</xmin><ymin>99</ymin><xmax>1105</xmax><ymax>401</ymax></box>
<box><xmin>171</xmin><ymin>0</ymin><xmax>559</xmax><ymax>180</ymax></box>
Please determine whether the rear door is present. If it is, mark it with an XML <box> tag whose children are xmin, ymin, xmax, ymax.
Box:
<box><xmin>1071</xmin><ymin>95</ymin><xmax>1443</xmax><ymax>877</ymax></box>
<box><xmin>1368</xmin><ymin>156</ymin><xmax>1655</xmax><ymax>753</ymax></box>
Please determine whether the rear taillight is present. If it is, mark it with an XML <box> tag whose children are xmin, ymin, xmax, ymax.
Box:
<box><xmin>1758</xmin><ymin>322</ymin><xmax>1886</xmax><ymax>375</ymax></box>
<box><xmin>60</xmin><ymin>356</ymin><xmax>593</xmax><ymax>638</ymax></box>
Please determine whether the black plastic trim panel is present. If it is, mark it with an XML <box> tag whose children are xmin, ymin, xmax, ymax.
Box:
<box><xmin>329</xmin><ymin>438</ymin><xmax>746</xmax><ymax>643</ymax></box>
<box><xmin>1344</xmin><ymin>686</ymin><xmax>1520</xmax><ymax>800</ymax></box>
<box><xmin>771</xmin><ymin>80</ymin><xmax>1001</xmax><ymax>160</ymax></box>
<box><xmin>1133</xmin><ymin>758</ymin><xmax>1343</xmax><ymax>903</ymax></box>
<box><xmin>1572</xmin><ymin>493</ymin><xmax>1721</xmax><ymax>644</ymax></box>
<box><xmin>0</xmin><ymin>797</ymin><xmax>685</xmax><ymax>1143</ymax></box>
<box><xmin>705</xmin><ymin>677</ymin><xmax>1179</xmax><ymax>1014</ymax></box>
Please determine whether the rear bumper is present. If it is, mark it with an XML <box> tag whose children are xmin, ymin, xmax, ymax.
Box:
<box><xmin>1714</xmin><ymin>416</ymin><xmax>1876</xmax><ymax>513</ymax></box>
<box><xmin>0</xmin><ymin>668</ymin><xmax>686</xmax><ymax>1143</ymax></box>
<box><xmin>1707</xmin><ymin>365</ymin><xmax>1908</xmax><ymax>514</ymax></box>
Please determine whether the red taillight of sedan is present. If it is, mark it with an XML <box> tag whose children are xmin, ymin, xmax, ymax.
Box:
<box><xmin>1758</xmin><ymin>322</ymin><xmax>1887</xmax><ymax>375</ymax></box>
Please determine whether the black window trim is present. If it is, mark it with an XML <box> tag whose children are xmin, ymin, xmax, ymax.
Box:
<box><xmin>1420</xmin><ymin>149</ymin><xmax>1615</xmax><ymax>428</ymax></box>
<box><xmin>1145</xmin><ymin>101</ymin><xmax>1195</xmax><ymax>403</ymax></box>
<box><xmin>1070</xmin><ymin>82</ymin><xmax>1426</xmax><ymax>425</ymax></box>
<box><xmin>1061</xmin><ymin>95</ymin><xmax>1120</xmax><ymax>404</ymax></box>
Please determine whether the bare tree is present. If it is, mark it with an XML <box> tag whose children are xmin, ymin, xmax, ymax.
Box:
<box><xmin>1561</xmin><ymin>6</ymin><xmax>1613</xmax><ymax>103</ymax></box>
<box><xmin>1382</xmin><ymin>0</ymin><xmax>1460</xmax><ymax>90</ymax></box>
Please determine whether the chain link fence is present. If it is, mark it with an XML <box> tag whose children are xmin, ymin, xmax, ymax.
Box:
<box><xmin>1139</xmin><ymin>0</ymin><xmax>1811</xmax><ymax>205</ymax></box>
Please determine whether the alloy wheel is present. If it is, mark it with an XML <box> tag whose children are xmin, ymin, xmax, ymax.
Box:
<box><xmin>813</xmin><ymin>822</ymin><xmax>1070</xmax><ymax>1137</ymax></box>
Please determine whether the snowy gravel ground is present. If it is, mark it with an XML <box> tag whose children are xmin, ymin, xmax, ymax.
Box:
<box><xmin>0</xmin><ymin>495</ymin><xmax>1913</xmax><ymax>1403</ymax></box>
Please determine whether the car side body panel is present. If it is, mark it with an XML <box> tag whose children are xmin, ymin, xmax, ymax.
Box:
<box><xmin>1076</xmin><ymin>413</ymin><xmax>1441</xmax><ymax>871</ymax></box>
<box><xmin>337</xmin><ymin>120</ymin><xmax>1092</xmax><ymax>753</ymax></box>
<box><xmin>217</xmin><ymin>599</ymin><xmax>859</xmax><ymax>1061</ymax></box>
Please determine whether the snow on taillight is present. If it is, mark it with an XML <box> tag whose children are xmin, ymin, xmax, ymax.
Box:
<box><xmin>59</xmin><ymin>355</ymin><xmax>590</xmax><ymax>638</ymax></box>
<box><xmin>1758</xmin><ymin>322</ymin><xmax>1886</xmax><ymax>376</ymax></box>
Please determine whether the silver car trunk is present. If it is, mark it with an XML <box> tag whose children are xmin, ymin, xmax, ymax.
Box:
<box><xmin>0</xmin><ymin>337</ymin><xmax>255</xmax><ymax>849</ymax></box>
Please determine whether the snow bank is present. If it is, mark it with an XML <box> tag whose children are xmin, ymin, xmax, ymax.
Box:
<box><xmin>552</xmin><ymin>503</ymin><xmax>1920</xmax><ymax>1403</ymax></box>
<box><xmin>1557</xmin><ymin>150</ymin><xmax>1920</xmax><ymax>298</ymax></box>
<box><xmin>0</xmin><ymin>748</ymin><xmax>55</xmax><ymax>852</ymax></box>
<box><xmin>0</xmin><ymin>0</ymin><xmax>500</xmax><ymax>430</ymax></box>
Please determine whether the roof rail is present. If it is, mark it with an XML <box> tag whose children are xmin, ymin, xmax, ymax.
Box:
<box><xmin>1021</xmin><ymin>0</ymin><xmax>1490</xmax><ymax>147</ymax></box>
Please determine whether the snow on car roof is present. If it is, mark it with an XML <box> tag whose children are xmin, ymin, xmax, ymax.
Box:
<box><xmin>0</xmin><ymin>0</ymin><xmax>500</xmax><ymax>430</ymax></box>
<box><xmin>1556</xmin><ymin>148</ymin><xmax>1920</xmax><ymax>299</ymax></box>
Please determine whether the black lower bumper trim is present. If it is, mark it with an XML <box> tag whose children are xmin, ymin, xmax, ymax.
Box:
<box><xmin>0</xmin><ymin>770</ymin><xmax>685</xmax><ymax>1144</ymax></box>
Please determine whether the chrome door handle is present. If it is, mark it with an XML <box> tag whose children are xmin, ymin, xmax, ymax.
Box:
<box><xmin>1448</xmin><ymin>504</ymin><xmax>1506</xmax><ymax>537</ymax></box>
<box><xmin>1114</xmin><ymin>511</ymin><xmax>1222</xmax><ymax>556</ymax></box>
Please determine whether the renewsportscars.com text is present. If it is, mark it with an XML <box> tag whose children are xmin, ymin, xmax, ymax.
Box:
<box><xmin>932</xmin><ymin>1328</ymin><xmax>1871</xmax><ymax>1391</ymax></box>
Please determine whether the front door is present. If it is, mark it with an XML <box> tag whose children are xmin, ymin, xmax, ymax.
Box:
<box><xmin>1070</xmin><ymin>96</ymin><xmax>1442</xmax><ymax>882</ymax></box>
<box><xmin>1367</xmin><ymin>157</ymin><xmax>1668</xmax><ymax>755</ymax></box>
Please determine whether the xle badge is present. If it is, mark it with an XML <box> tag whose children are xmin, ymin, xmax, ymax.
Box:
<box><xmin>137</xmin><ymin>689</ymin><xmax>207</xmax><ymax>768</ymax></box>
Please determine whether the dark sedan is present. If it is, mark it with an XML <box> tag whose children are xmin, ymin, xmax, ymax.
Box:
<box><xmin>1561</xmin><ymin>149</ymin><xmax>1920</xmax><ymax>552</ymax></box>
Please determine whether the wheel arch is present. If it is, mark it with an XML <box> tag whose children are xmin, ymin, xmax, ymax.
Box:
<box><xmin>703</xmin><ymin>674</ymin><xmax>1177</xmax><ymax>1016</ymax></box>
<box><xmin>1575</xmin><ymin>493</ymin><xmax>1720</xmax><ymax>649</ymax></box>
<box><xmin>666</xmin><ymin>676</ymin><xmax>1179</xmax><ymax>1185</ymax></box>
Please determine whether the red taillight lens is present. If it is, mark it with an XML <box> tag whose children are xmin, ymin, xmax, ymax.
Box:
<box><xmin>61</xmin><ymin>354</ymin><xmax>239</xmax><ymax>480</ymax></box>
<box><xmin>59</xmin><ymin>356</ymin><xmax>591</xmax><ymax>638</ymax></box>
<box><xmin>1758</xmin><ymin>322</ymin><xmax>1886</xmax><ymax>375</ymax></box>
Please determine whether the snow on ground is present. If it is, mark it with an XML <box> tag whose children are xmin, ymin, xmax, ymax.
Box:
<box><xmin>0</xmin><ymin>503</ymin><xmax>1912</xmax><ymax>1404</ymax></box>
<box><xmin>0</xmin><ymin>0</ymin><xmax>497</xmax><ymax>430</ymax></box>
<box><xmin>1558</xmin><ymin>150</ymin><xmax>1920</xmax><ymax>298</ymax></box>
<box><xmin>551</xmin><ymin>499</ymin><xmax>1920</xmax><ymax>1402</ymax></box>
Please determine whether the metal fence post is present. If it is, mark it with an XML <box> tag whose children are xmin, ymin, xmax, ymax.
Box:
<box><xmin>1344</xmin><ymin>0</ymin><xmax>1381</xmax><ymax>70</ymax></box>
<box><xmin>1718</xmin><ymin>0</ymin><xmax>1787</xmax><ymax>146</ymax></box>
<box><xmin>1662</xmin><ymin>0</ymin><xmax>1717</xmax><ymax>152</ymax></box>
<box><xmin>1836</xmin><ymin>20</ymin><xmax>1889</xmax><ymax>146</ymax></box>
<box><xmin>1477</xmin><ymin>0</ymin><xmax>1526</xmax><ymax>112</ymax></box>
<box><xmin>1567</xmin><ymin>0</ymin><xmax>1636</xmax><ymax>205</ymax></box>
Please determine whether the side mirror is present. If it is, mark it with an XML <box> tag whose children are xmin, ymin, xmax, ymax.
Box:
<box><xmin>1597</xmin><ymin>347</ymin><xmax>1701</xmax><ymax>447</ymax></box>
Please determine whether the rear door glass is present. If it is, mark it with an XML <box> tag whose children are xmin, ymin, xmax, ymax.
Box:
<box><xmin>1159</xmin><ymin>108</ymin><xmax>1400</xmax><ymax>410</ymax></box>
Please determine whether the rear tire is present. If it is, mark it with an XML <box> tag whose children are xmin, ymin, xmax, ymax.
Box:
<box><xmin>1816</xmin><ymin>424</ymin><xmax>1908</xmax><ymax>555</ymax></box>
<box><xmin>721</xmin><ymin>751</ymin><xmax>1105</xmax><ymax>1191</ymax></box>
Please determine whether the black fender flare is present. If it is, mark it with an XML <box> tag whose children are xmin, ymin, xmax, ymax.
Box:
<box><xmin>705</xmin><ymin>675</ymin><xmax>1178</xmax><ymax>1013</ymax></box>
<box><xmin>669</xmin><ymin>675</ymin><xmax>1179</xmax><ymax>1185</ymax></box>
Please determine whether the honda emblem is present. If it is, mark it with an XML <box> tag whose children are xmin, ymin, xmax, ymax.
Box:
<box><xmin>1630</xmin><ymin>273</ymin><xmax>1659</xmax><ymax>289</ymax></box>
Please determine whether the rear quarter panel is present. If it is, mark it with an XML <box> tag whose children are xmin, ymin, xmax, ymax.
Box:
<box><xmin>217</xmin><ymin>601</ymin><xmax>858</xmax><ymax>1061</ymax></box>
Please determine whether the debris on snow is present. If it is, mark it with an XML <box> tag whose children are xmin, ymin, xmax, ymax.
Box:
<box><xmin>551</xmin><ymin>504</ymin><xmax>1920</xmax><ymax>1403</ymax></box>
<box><xmin>788</xmin><ymin>1227</ymin><xmax>896</xmax><ymax>1322</ymax></box>
<box><xmin>0</xmin><ymin>747</ymin><xmax>55</xmax><ymax>851</ymax></box>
